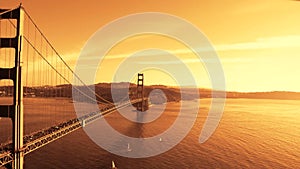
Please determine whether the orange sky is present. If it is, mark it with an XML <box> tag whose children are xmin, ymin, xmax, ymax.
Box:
<box><xmin>1</xmin><ymin>0</ymin><xmax>300</xmax><ymax>92</ymax></box>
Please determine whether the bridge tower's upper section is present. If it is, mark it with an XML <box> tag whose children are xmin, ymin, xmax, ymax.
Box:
<box><xmin>136</xmin><ymin>73</ymin><xmax>148</xmax><ymax>112</ymax></box>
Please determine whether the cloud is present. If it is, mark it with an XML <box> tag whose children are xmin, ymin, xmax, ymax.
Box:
<box><xmin>61</xmin><ymin>35</ymin><xmax>300</xmax><ymax>66</ymax></box>
<box><xmin>215</xmin><ymin>35</ymin><xmax>300</xmax><ymax>51</ymax></box>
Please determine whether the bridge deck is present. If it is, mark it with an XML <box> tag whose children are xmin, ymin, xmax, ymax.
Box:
<box><xmin>0</xmin><ymin>98</ymin><xmax>145</xmax><ymax>167</ymax></box>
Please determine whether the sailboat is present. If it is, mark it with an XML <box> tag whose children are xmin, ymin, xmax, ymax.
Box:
<box><xmin>127</xmin><ymin>143</ymin><xmax>132</xmax><ymax>152</ymax></box>
<box><xmin>112</xmin><ymin>161</ymin><xmax>117</xmax><ymax>169</ymax></box>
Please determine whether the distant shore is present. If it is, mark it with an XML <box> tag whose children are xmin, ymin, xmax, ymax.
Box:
<box><xmin>1</xmin><ymin>83</ymin><xmax>299</xmax><ymax>104</ymax></box>
<box><xmin>96</xmin><ymin>83</ymin><xmax>300</xmax><ymax>102</ymax></box>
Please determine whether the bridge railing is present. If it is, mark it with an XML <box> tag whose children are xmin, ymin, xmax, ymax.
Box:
<box><xmin>0</xmin><ymin>98</ymin><xmax>145</xmax><ymax>167</ymax></box>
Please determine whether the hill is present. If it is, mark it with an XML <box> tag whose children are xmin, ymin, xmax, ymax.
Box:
<box><xmin>4</xmin><ymin>83</ymin><xmax>299</xmax><ymax>103</ymax></box>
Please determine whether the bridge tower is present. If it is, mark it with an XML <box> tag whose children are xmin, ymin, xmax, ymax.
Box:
<box><xmin>136</xmin><ymin>73</ymin><xmax>148</xmax><ymax>111</ymax></box>
<box><xmin>0</xmin><ymin>6</ymin><xmax>25</xmax><ymax>169</ymax></box>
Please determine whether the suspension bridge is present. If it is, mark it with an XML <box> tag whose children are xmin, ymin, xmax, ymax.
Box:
<box><xmin>0</xmin><ymin>5</ymin><xmax>149</xmax><ymax>169</ymax></box>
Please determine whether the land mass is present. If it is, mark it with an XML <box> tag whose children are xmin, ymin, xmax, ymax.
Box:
<box><xmin>1</xmin><ymin>83</ymin><xmax>299</xmax><ymax>103</ymax></box>
<box><xmin>94</xmin><ymin>83</ymin><xmax>300</xmax><ymax>102</ymax></box>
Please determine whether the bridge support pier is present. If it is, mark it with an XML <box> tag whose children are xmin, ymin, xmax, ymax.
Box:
<box><xmin>0</xmin><ymin>6</ymin><xmax>25</xmax><ymax>169</ymax></box>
